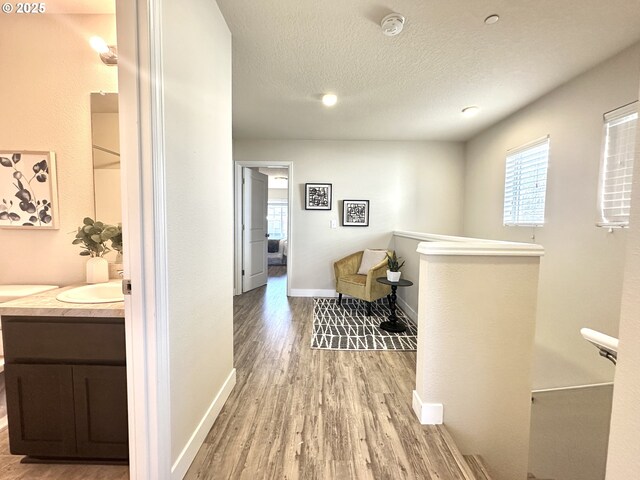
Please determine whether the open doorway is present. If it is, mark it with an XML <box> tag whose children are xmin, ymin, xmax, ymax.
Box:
<box><xmin>234</xmin><ymin>162</ymin><xmax>292</xmax><ymax>297</ymax></box>
<box><xmin>261</xmin><ymin>167</ymin><xmax>289</xmax><ymax>288</ymax></box>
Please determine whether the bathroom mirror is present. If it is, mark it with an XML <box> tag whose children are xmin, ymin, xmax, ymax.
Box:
<box><xmin>90</xmin><ymin>92</ymin><xmax>121</xmax><ymax>225</ymax></box>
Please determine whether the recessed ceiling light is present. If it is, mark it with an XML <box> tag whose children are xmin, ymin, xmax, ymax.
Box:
<box><xmin>462</xmin><ymin>106</ymin><xmax>480</xmax><ymax>117</ymax></box>
<box><xmin>484</xmin><ymin>14</ymin><xmax>500</xmax><ymax>25</ymax></box>
<box><xmin>322</xmin><ymin>94</ymin><xmax>338</xmax><ymax>107</ymax></box>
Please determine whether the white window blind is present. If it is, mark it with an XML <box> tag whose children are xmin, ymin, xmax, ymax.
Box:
<box><xmin>598</xmin><ymin>102</ymin><xmax>638</xmax><ymax>227</ymax></box>
<box><xmin>503</xmin><ymin>137</ymin><xmax>550</xmax><ymax>226</ymax></box>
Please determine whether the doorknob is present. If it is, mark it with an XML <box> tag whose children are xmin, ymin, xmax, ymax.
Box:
<box><xmin>265</xmin><ymin>233</ymin><xmax>270</xmax><ymax>238</ymax></box>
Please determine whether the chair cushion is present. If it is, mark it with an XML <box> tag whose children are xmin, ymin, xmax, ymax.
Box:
<box><xmin>357</xmin><ymin>249</ymin><xmax>387</xmax><ymax>275</ymax></box>
<box><xmin>339</xmin><ymin>274</ymin><xmax>367</xmax><ymax>286</ymax></box>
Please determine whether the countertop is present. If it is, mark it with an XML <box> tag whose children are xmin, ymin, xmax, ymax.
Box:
<box><xmin>0</xmin><ymin>284</ymin><xmax>125</xmax><ymax>318</ymax></box>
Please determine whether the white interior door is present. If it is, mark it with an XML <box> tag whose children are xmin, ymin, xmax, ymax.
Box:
<box><xmin>242</xmin><ymin>168</ymin><xmax>268</xmax><ymax>292</ymax></box>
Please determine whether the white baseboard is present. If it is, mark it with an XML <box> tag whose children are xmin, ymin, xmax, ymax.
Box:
<box><xmin>289</xmin><ymin>288</ymin><xmax>337</xmax><ymax>298</ymax></box>
<box><xmin>171</xmin><ymin>368</ymin><xmax>237</xmax><ymax>480</ymax></box>
<box><xmin>396</xmin><ymin>296</ymin><xmax>418</xmax><ymax>322</ymax></box>
<box><xmin>412</xmin><ymin>390</ymin><xmax>443</xmax><ymax>425</ymax></box>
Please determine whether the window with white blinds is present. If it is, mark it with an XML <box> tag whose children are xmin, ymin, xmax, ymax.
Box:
<box><xmin>267</xmin><ymin>201</ymin><xmax>288</xmax><ymax>239</ymax></box>
<box><xmin>598</xmin><ymin>102</ymin><xmax>638</xmax><ymax>227</ymax></box>
<box><xmin>503</xmin><ymin>137</ymin><xmax>550</xmax><ymax>226</ymax></box>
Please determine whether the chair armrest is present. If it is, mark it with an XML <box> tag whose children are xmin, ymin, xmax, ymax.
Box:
<box><xmin>365</xmin><ymin>258</ymin><xmax>389</xmax><ymax>287</ymax></box>
<box><xmin>334</xmin><ymin>251</ymin><xmax>363</xmax><ymax>280</ymax></box>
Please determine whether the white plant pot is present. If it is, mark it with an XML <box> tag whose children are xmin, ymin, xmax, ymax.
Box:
<box><xmin>387</xmin><ymin>270</ymin><xmax>401</xmax><ymax>282</ymax></box>
<box><xmin>86</xmin><ymin>257</ymin><xmax>109</xmax><ymax>284</ymax></box>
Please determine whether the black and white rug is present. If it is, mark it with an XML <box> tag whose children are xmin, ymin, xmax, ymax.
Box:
<box><xmin>311</xmin><ymin>297</ymin><xmax>417</xmax><ymax>351</ymax></box>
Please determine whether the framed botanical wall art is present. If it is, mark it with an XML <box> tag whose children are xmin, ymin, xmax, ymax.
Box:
<box><xmin>0</xmin><ymin>151</ymin><xmax>59</xmax><ymax>229</ymax></box>
<box><xmin>305</xmin><ymin>183</ymin><xmax>332</xmax><ymax>210</ymax></box>
<box><xmin>343</xmin><ymin>199</ymin><xmax>369</xmax><ymax>227</ymax></box>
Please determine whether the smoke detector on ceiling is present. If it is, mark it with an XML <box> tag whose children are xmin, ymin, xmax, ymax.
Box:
<box><xmin>381</xmin><ymin>13</ymin><xmax>405</xmax><ymax>37</ymax></box>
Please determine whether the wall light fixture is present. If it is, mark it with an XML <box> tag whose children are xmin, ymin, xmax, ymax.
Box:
<box><xmin>90</xmin><ymin>36</ymin><xmax>118</xmax><ymax>66</ymax></box>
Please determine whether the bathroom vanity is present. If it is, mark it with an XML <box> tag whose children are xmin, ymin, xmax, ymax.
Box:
<box><xmin>0</xmin><ymin>286</ymin><xmax>127</xmax><ymax>463</ymax></box>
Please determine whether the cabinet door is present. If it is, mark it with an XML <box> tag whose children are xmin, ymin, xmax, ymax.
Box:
<box><xmin>73</xmin><ymin>365</ymin><xmax>129</xmax><ymax>459</ymax></box>
<box><xmin>4</xmin><ymin>364</ymin><xmax>76</xmax><ymax>457</ymax></box>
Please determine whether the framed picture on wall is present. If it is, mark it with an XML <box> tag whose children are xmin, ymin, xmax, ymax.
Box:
<box><xmin>342</xmin><ymin>200</ymin><xmax>369</xmax><ymax>227</ymax></box>
<box><xmin>305</xmin><ymin>183</ymin><xmax>332</xmax><ymax>210</ymax></box>
<box><xmin>0</xmin><ymin>151</ymin><xmax>59</xmax><ymax>229</ymax></box>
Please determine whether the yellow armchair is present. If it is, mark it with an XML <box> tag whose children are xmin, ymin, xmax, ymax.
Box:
<box><xmin>334</xmin><ymin>250</ymin><xmax>392</xmax><ymax>316</ymax></box>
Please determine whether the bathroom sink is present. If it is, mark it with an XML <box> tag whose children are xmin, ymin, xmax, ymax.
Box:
<box><xmin>56</xmin><ymin>281</ymin><xmax>124</xmax><ymax>304</ymax></box>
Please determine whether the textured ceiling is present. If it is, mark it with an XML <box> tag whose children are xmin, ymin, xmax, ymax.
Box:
<box><xmin>217</xmin><ymin>0</ymin><xmax>640</xmax><ymax>141</ymax></box>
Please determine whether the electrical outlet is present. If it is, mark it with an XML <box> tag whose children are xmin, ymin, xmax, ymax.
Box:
<box><xmin>330</xmin><ymin>219</ymin><xmax>337</xmax><ymax>229</ymax></box>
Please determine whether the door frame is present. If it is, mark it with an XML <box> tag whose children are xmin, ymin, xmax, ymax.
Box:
<box><xmin>234</xmin><ymin>161</ymin><xmax>293</xmax><ymax>296</ymax></box>
<box><xmin>116</xmin><ymin>0</ymin><xmax>171</xmax><ymax>478</ymax></box>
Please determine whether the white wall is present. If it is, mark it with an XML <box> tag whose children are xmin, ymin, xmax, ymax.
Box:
<box><xmin>463</xmin><ymin>43</ymin><xmax>640</xmax><ymax>389</ymax></box>
<box><xmin>268</xmin><ymin>188</ymin><xmax>287</xmax><ymax>201</ymax></box>
<box><xmin>234</xmin><ymin>139</ymin><xmax>465</xmax><ymax>293</ymax></box>
<box><xmin>529</xmin><ymin>385</ymin><xmax>613</xmax><ymax>480</ymax></box>
<box><xmin>389</xmin><ymin>234</ymin><xmax>422</xmax><ymax>320</ymax></box>
<box><xmin>160</xmin><ymin>0</ymin><xmax>235</xmax><ymax>476</ymax></box>
<box><xmin>0</xmin><ymin>14</ymin><xmax>117</xmax><ymax>286</ymax></box>
<box><xmin>415</xmin><ymin>253</ymin><xmax>541</xmax><ymax>480</ymax></box>
<box><xmin>606</xmin><ymin>74</ymin><xmax>640</xmax><ymax>480</ymax></box>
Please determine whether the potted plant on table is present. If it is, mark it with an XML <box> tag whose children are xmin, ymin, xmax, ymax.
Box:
<box><xmin>72</xmin><ymin>217</ymin><xmax>120</xmax><ymax>284</ymax></box>
<box><xmin>386</xmin><ymin>251</ymin><xmax>405</xmax><ymax>282</ymax></box>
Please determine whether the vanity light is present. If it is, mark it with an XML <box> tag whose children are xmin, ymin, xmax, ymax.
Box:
<box><xmin>89</xmin><ymin>36</ymin><xmax>109</xmax><ymax>54</ymax></box>
<box><xmin>462</xmin><ymin>106</ymin><xmax>480</xmax><ymax>117</ymax></box>
<box><xmin>322</xmin><ymin>94</ymin><xmax>338</xmax><ymax>107</ymax></box>
<box><xmin>90</xmin><ymin>36</ymin><xmax>118</xmax><ymax>66</ymax></box>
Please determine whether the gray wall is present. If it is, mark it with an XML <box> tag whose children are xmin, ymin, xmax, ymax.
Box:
<box><xmin>462</xmin><ymin>43</ymin><xmax>640</xmax><ymax>389</ymax></box>
<box><xmin>160</xmin><ymin>0</ymin><xmax>234</xmax><ymax>469</ymax></box>
<box><xmin>234</xmin><ymin>139</ymin><xmax>466</xmax><ymax>293</ymax></box>
<box><xmin>606</xmin><ymin>66</ymin><xmax>640</xmax><ymax>480</ymax></box>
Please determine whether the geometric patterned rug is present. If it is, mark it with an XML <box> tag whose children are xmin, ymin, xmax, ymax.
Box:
<box><xmin>310</xmin><ymin>297</ymin><xmax>417</xmax><ymax>351</ymax></box>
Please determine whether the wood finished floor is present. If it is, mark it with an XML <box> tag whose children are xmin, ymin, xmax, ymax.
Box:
<box><xmin>0</xmin><ymin>265</ymin><xmax>473</xmax><ymax>479</ymax></box>
<box><xmin>0</xmin><ymin>429</ymin><xmax>129</xmax><ymax>480</ymax></box>
<box><xmin>185</xmin><ymin>267</ymin><xmax>474</xmax><ymax>480</ymax></box>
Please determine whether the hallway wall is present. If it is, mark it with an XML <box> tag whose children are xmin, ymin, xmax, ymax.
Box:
<box><xmin>462</xmin><ymin>43</ymin><xmax>640</xmax><ymax>389</ymax></box>
<box><xmin>159</xmin><ymin>0</ymin><xmax>234</xmax><ymax>476</ymax></box>
<box><xmin>234</xmin><ymin>139</ymin><xmax>466</xmax><ymax>293</ymax></box>
<box><xmin>606</xmin><ymin>68</ymin><xmax>640</xmax><ymax>480</ymax></box>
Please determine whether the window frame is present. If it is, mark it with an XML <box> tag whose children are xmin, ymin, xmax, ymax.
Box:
<box><xmin>503</xmin><ymin>136</ymin><xmax>551</xmax><ymax>227</ymax></box>
<box><xmin>596</xmin><ymin>101</ymin><xmax>638</xmax><ymax>228</ymax></box>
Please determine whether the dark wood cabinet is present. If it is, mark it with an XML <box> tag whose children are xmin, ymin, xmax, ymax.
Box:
<box><xmin>1</xmin><ymin>316</ymin><xmax>128</xmax><ymax>462</ymax></box>
<box><xmin>73</xmin><ymin>365</ymin><xmax>129</xmax><ymax>459</ymax></box>
<box><xmin>4</xmin><ymin>364</ymin><xmax>76</xmax><ymax>457</ymax></box>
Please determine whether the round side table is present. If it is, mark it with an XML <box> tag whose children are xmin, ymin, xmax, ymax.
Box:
<box><xmin>375</xmin><ymin>277</ymin><xmax>414</xmax><ymax>333</ymax></box>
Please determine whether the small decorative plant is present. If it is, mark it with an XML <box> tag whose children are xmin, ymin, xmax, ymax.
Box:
<box><xmin>386</xmin><ymin>251</ymin><xmax>406</xmax><ymax>272</ymax></box>
<box><xmin>109</xmin><ymin>224</ymin><xmax>123</xmax><ymax>256</ymax></box>
<box><xmin>72</xmin><ymin>217</ymin><xmax>120</xmax><ymax>257</ymax></box>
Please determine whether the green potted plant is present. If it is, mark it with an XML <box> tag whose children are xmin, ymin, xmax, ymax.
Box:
<box><xmin>386</xmin><ymin>251</ymin><xmax>405</xmax><ymax>282</ymax></box>
<box><xmin>72</xmin><ymin>217</ymin><xmax>119</xmax><ymax>283</ymax></box>
<box><xmin>109</xmin><ymin>224</ymin><xmax>123</xmax><ymax>262</ymax></box>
